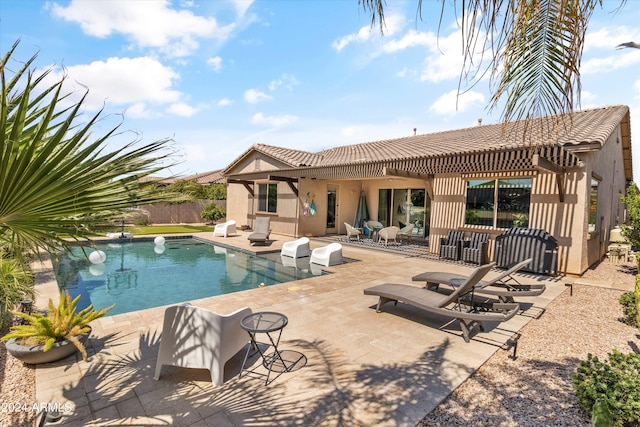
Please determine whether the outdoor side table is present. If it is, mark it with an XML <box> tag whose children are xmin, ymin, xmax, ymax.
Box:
<box><xmin>239</xmin><ymin>311</ymin><xmax>294</xmax><ymax>385</ymax></box>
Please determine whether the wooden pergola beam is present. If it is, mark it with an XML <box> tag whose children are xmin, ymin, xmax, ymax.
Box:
<box><xmin>268</xmin><ymin>175</ymin><xmax>299</xmax><ymax>196</ymax></box>
<box><xmin>383</xmin><ymin>167</ymin><xmax>433</xmax><ymax>180</ymax></box>
<box><xmin>532</xmin><ymin>154</ymin><xmax>565</xmax><ymax>202</ymax></box>
<box><xmin>226</xmin><ymin>179</ymin><xmax>254</xmax><ymax>196</ymax></box>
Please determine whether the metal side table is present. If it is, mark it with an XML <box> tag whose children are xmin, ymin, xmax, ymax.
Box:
<box><xmin>239</xmin><ymin>311</ymin><xmax>298</xmax><ymax>385</ymax></box>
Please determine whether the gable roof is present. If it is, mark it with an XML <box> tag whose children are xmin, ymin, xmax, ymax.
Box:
<box><xmin>224</xmin><ymin>105</ymin><xmax>632</xmax><ymax>181</ymax></box>
<box><xmin>161</xmin><ymin>169</ymin><xmax>225</xmax><ymax>185</ymax></box>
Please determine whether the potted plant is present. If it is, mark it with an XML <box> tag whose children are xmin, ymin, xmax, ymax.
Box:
<box><xmin>1</xmin><ymin>291</ymin><xmax>113</xmax><ymax>364</ymax></box>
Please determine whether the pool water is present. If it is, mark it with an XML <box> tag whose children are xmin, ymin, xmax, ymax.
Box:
<box><xmin>53</xmin><ymin>238</ymin><xmax>321</xmax><ymax>316</ymax></box>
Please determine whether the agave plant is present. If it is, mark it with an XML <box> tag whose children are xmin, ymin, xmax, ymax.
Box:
<box><xmin>1</xmin><ymin>291</ymin><xmax>114</xmax><ymax>360</ymax></box>
<box><xmin>0</xmin><ymin>39</ymin><xmax>177</xmax><ymax>260</ymax></box>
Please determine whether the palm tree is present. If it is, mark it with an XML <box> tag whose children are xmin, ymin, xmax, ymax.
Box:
<box><xmin>0</xmin><ymin>40</ymin><xmax>177</xmax><ymax>259</ymax></box>
<box><xmin>359</xmin><ymin>0</ymin><xmax>620</xmax><ymax>131</ymax></box>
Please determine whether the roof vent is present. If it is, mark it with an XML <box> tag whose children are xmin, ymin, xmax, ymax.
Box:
<box><xmin>413</xmin><ymin>128</ymin><xmax>417</xmax><ymax>136</ymax></box>
<box><xmin>477</xmin><ymin>118</ymin><xmax>483</xmax><ymax>126</ymax></box>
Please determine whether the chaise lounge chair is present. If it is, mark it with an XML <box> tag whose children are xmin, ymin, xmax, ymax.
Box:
<box><xmin>411</xmin><ymin>258</ymin><xmax>545</xmax><ymax>303</ymax></box>
<box><xmin>363</xmin><ymin>262</ymin><xmax>520</xmax><ymax>342</ymax></box>
<box><xmin>280</xmin><ymin>237</ymin><xmax>311</xmax><ymax>258</ymax></box>
<box><xmin>213</xmin><ymin>220</ymin><xmax>237</xmax><ymax>238</ymax></box>
<box><xmin>154</xmin><ymin>304</ymin><xmax>252</xmax><ymax>386</ymax></box>
<box><xmin>248</xmin><ymin>217</ymin><xmax>271</xmax><ymax>245</ymax></box>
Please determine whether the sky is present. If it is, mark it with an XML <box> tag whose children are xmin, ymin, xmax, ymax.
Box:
<box><xmin>1</xmin><ymin>0</ymin><xmax>640</xmax><ymax>180</ymax></box>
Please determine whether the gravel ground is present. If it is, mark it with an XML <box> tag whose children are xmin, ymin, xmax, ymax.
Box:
<box><xmin>1</xmin><ymin>260</ymin><xmax>638</xmax><ymax>427</ymax></box>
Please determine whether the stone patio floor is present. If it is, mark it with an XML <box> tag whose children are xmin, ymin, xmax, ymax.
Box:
<box><xmin>33</xmin><ymin>231</ymin><xmax>577</xmax><ymax>426</ymax></box>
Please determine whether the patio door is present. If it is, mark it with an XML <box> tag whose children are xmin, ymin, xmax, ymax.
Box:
<box><xmin>378</xmin><ymin>188</ymin><xmax>430</xmax><ymax>239</ymax></box>
<box><xmin>326</xmin><ymin>186</ymin><xmax>338</xmax><ymax>234</ymax></box>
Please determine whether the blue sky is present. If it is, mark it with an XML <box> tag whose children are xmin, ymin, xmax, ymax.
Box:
<box><xmin>1</xmin><ymin>0</ymin><xmax>640</xmax><ymax>180</ymax></box>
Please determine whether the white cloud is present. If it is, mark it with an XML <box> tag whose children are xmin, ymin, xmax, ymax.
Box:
<box><xmin>42</xmin><ymin>56</ymin><xmax>182</xmax><ymax>112</ymax></box>
<box><xmin>333</xmin><ymin>26</ymin><xmax>375</xmax><ymax>52</ymax></box>
<box><xmin>251</xmin><ymin>112</ymin><xmax>298</xmax><ymax>127</ymax></box>
<box><xmin>50</xmin><ymin>0</ymin><xmax>236</xmax><ymax>58</ymax></box>
<box><xmin>332</xmin><ymin>13</ymin><xmax>406</xmax><ymax>52</ymax></box>
<box><xmin>585</xmin><ymin>26</ymin><xmax>640</xmax><ymax>52</ymax></box>
<box><xmin>207</xmin><ymin>56</ymin><xmax>222</xmax><ymax>72</ymax></box>
<box><xmin>125</xmin><ymin>102</ymin><xmax>155</xmax><ymax>119</ymax></box>
<box><xmin>581</xmin><ymin>50</ymin><xmax>640</xmax><ymax>74</ymax></box>
<box><xmin>244</xmin><ymin>89</ymin><xmax>272</xmax><ymax>104</ymax></box>
<box><xmin>429</xmin><ymin>89</ymin><xmax>485</xmax><ymax>115</ymax></box>
<box><xmin>218</xmin><ymin>98</ymin><xmax>233</xmax><ymax>106</ymax></box>
<box><xmin>166</xmin><ymin>102</ymin><xmax>199</xmax><ymax>117</ymax></box>
<box><xmin>268</xmin><ymin>74</ymin><xmax>299</xmax><ymax>91</ymax></box>
<box><xmin>382</xmin><ymin>29</ymin><xmax>436</xmax><ymax>53</ymax></box>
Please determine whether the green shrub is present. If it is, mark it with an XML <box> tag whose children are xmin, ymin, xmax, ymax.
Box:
<box><xmin>201</xmin><ymin>203</ymin><xmax>226</xmax><ymax>223</ymax></box>
<box><xmin>0</xmin><ymin>258</ymin><xmax>35</xmax><ymax>329</ymax></box>
<box><xmin>572</xmin><ymin>351</ymin><xmax>640</xmax><ymax>427</ymax></box>
<box><xmin>134</xmin><ymin>217</ymin><xmax>150</xmax><ymax>226</ymax></box>
<box><xmin>619</xmin><ymin>292</ymin><xmax>638</xmax><ymax>327</ymax></box>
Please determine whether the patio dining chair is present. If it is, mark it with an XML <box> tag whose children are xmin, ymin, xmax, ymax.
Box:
<box><xmin>378</xmin><ymin>226</ymin><xmax>400</xmax><ymax>246</ymax></box>
<box><xmin>344</xmin><ymin>222</ymin><xmax>362</xmax><ymax>241</ymax></box>
<box><xmin>461</xmin><ymin>232</ymin><xmax>489</xmax><ymax>265</ymax></box>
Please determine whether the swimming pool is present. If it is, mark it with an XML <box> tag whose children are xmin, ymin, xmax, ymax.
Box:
<box><xmin>52</xmin><ymin>238</ymin><xmax>321</xmax><ymax>316</ymax></box>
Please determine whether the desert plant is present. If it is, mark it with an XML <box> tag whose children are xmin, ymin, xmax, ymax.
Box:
<box><xmin>1</xmin><ymin>291</ymin><xmax>113</xmax><ymax>360</ymax></box>
<box><xmin>572</xmin><ymin>351</ymin><xmax>640</xmax><ymax>427</ymax></box>
<box><xmin>201</xmin><ymin>203</ymin><xmax>226</xmax><ymax>223</ymax></box>
<box><xmin>621</xmin><ymin>184</ymin><xmax>640</xmax><ymax>330</ymax></box>
<box><xmin>0</xmin><ymin>257</ymin><xmax>35</xmax><ymax>328</ymax></box>
<box><xmin>619</xmin><ymin>292</ymin><xmax>638</xmax><ymax>328</ymax></box>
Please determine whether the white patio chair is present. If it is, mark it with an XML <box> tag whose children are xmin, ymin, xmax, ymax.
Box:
<box><xmin>397</xmin><ymin>223</ymin><xmax>415</xmax><ymax>241</ymax></box>
<box><xmin>154</xmin><ymin>304</ymin><xmax>252</xmax><ymax>386</ymax></box>
<box><xmin>280</xmin><ymin>237</ymin><xmax>311</xmax><ymax>258</ymax></box>
<box><xmin>378</xmin><ymin>226</ymin><xmax>400</xmax><ymax>246</ymax></box>
<box><xmin>213</xmin><ymin>220</ymin><xmax>237</xmax><ymax>238</ymax></box>
<box><xmin>344</xmin><ymin>223</ymin><xmax>362</xmax><ymax>241</ymax></box>
<box><xmin>310</xmin><ymin>243</ymin><xmax>343</xmax><ymax>266</ymax></box>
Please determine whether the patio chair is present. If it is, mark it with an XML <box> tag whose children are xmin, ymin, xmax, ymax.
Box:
<box><xmin>461</xmin><ymin>232</ymin><xmax>489</xmax><ymax>264</ymax></box>
<box><xmin>439</xmin><ymin>229</ymin><xmax>465</xmax><ymax>261</ymax></box>
<box><xmin>364</xmin><ymin>262</ymin><xmax>520</xmax><ymax>342</ymax></box>
<box><xmin>310</xmin><ymin>242</ymin><xmax>343</xmax><ymax>266</ymax></box>
<box><xmin>344</xmin><ymin>223</ymin><xmax>362</xmax><ymax>241</ymax></box>
<box><xmin>213</xmin><ymin>220</ymin><xmax>237</xmax><ymax>238</ymax></box>
<box><xmin>154</xmin><ymin>304</ymin><xmax>252</xmax><ymax>386</ymax></box>
<box><xmin>412</xmin><ymin>258</ymin><xmax>545</xmax><ymax>303</ymax></box>
<box><xmin>378</xmin><ymin>226</ymin><xmax>400</xmax><ymax>246</ymax></box>
<box><xmin>248</xmin><ymin>217</ymin><xmax>271</xmax><ymax>245</ymax></box>
<box><xmin>397</xmin><ymin>223</ymin><xmax>415</xmax><ymax>242</ymax></box>
<box><xmin>280</xmin><ymin>237</ymin><xmax>311</xmax><ymax>258</ymax></box>
<box><xmin>365</xmin><ymin>220</ymin><xmax>384</xmax><ymax>240</ymax></box>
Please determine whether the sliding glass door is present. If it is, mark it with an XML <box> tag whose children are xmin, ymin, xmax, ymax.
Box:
<box><xmin>378</xmin><ymin>188</ymin><xmax>430</xmax><ymax>239</ymax></box>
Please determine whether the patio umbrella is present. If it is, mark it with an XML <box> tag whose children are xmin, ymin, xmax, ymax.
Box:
<box><xmin>354</xmin><ymin>190</ymin><xmax>370</xmax><ymax>232</ymax></box>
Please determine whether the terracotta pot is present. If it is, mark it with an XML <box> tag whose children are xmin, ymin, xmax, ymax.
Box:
<box><xmin>4</xmin><ymin>327</ymin><xmax>91</xmax><ymax>364</ymax></box>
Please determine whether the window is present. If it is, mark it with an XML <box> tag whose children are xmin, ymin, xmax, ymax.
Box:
<box><xmin>465</xmin><ymin>178</ymin><xmax>532</xmax><ymax>228</ymax></box>
<box><xmin>589</xmin><ymin>178</ymin><xmax>599</xmax><ymax>232</ymax></box>
<box><xmin>258</xmin><ymin>183</ymin><xmax>277</xmax><ymax>213</ymax></box>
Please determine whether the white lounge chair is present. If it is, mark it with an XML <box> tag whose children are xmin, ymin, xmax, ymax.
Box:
<box><xmin>154</xmin><ymin>304</ymin><xmax>252</xmax><ymax>386</ymax></box>
<box><xmin>281</xmin><ymin>237</ymin><xmax>311</xmax><ymax>258</ymax></box>
<box><xmin>378</xmin><ymin>226</ymin><xmax>400</xmax><ymax>246</ymax></box>
<box><xmin>213</xmin><ymin>220</ymin><xmax>237</xmax><ymax>238</ymax></box>
<box><xmin>344</xmin><ymin>223</ymin><xmax>362</xmax><ymax>241</ymax></box>
<box><xmin>310</xmin><ymin>243</ymin><xmax>343</xmax><ymax>266</ymax></box>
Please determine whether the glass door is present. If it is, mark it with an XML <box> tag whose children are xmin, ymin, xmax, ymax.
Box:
<box><xmin>326</xmin><ymin>187</ymin><xmax>337</xmax><ymax>234</ymax></box>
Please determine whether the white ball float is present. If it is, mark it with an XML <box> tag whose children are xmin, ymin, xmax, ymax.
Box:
<box><xmin>89</xmin><ymin>250</ymin><xmax>106</xmax><ymax>264</ymax></box>
<box><xmin>154</xmin><ymin>245</ymin><xmax>166</xmax><ymax>254</ymax></box>
<box><xmin>154</xmin><ymin>236</ymin><xmax>166</xmax><ymax>245</ymax></box>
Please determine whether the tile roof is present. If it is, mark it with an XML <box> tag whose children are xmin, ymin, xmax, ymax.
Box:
<box><xmin>161</xmin><ymin>169</ymin><xmax>225</xmax><ymax>185</ymax></box>
<box><xmin>223</xmin><ymin>105</ymin><xmax>630</xmax><ymax>174</ymax></box>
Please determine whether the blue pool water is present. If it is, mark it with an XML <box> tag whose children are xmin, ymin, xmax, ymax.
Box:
<box><xmin>53</xmin><ymin>238</ymin><xmax>320</xmax><ymax>316</ymax></box>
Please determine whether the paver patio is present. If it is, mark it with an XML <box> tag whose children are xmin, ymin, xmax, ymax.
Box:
<box><xmin>32</xmin><ymin>231</ymin><xmax>569</xmax><ymax>426</ymax></box>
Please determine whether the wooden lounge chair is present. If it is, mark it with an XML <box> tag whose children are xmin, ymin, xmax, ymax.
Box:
<box><xmin>248</xmin><ymin>217</ymin><xmax>271</xmax><ymax>245</ymax></box>
<box><xmin>364</xmin><ymin>262</ymin><xmax>520</xmax><ymax>342</ymax></box>
<box><xmin>412</xmin><ymin>258</ymin><xmax>545</xmax><ymax>303</ymax></box>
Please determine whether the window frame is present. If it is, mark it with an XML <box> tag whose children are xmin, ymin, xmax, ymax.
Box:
<box><xmin>588</xmin><ymin>176</ymin><xmax>600</xmax><ymax>233</ymax></box>
<box><xmin>465</xmin><ymin>177</ymin><xmax>532</xmax><ymax>229</ymax></box>
<box><xmin>257</xmin><ymin>182</ymin><xmax>278</xmax><ymax>213</ymax></box>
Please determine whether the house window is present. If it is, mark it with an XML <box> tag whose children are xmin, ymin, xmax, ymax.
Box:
<box><xmin>589</xmin><ymin>178</ymin><xmax>599</xmax><ymax>232</ymax></box>
<box><xmin>258</xmin><ymin>183</ymin><xmax>277</xmax><ymax>213</ymax></box>
<box><xmin>465</xmin><ymin>178</ymin><xmax>532</xmax><ymax>228</ymax></box>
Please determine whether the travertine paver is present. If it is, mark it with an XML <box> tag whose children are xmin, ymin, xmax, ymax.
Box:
<box><xmin>33</xmin><ymin>231</ymin><xmax>568</xmax><ymax>426</ymax></box>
